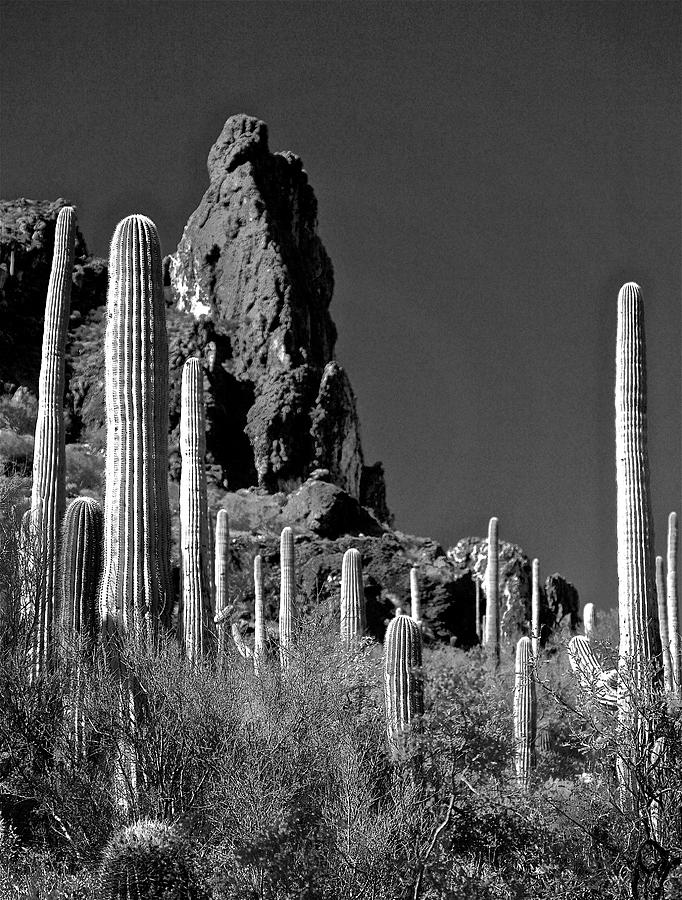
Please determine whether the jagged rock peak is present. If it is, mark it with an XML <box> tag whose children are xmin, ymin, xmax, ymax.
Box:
<box><xmin>207</xmin><ymin>114</ymin><xmax>270</xmax><ymax>179</ymax></box>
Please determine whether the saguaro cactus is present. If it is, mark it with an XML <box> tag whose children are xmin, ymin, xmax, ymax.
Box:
<box><xmin>214</xmin><ymin>509</ymin><xmax>230</xmax><ymax>660</ymax></box>
<box><xmin>340</xmin><ymin>548</ymin><xmax>366</xmax><ymax>647</ymax></box>
<box><xmin>384</xmin><ymin>614</ymin><xmax>424</xmax><ymax>759</ymax></box>
<box><xmin>667</xmin><ymin>512</ymin><xmax>680</xmax><ymax>698</ymax></box>
<box><xmin>531</xmin><ymin>558</ymin><xmax>540</xmax><ymax>659</ymax></box>
<box><xmin>655</xmin><ymin>556</ymin><xmax>672</xmax><ymax>692</ymax></box>
<box><xmin>475</xmin><ymin>578</ymin><xmax>482</xmax><ymax>643</ymax></box>
<box><xmin>60</xmin><ymin>496</ymin><xmax>103</xmax><ymax>757</ymax></box>
<box><xmin>568</xmin><ymin>635</ymin><xmax>617</xmax><ymax>708</ymax></box>
<box><xmin>30</xmin><ymin>205</ymin><xmax>75</xmax><ymax>676</ymax></box>
<box><xmin>513</xmin><ymin>637</ymin><xmax>536</xmax><ymax>788</ymax></box>
<box><xmin>614</xmin><ymin>283</ymin><xmax>661</xmax><ymax>804</ymax></box>
<box><xmin>253</xmin><ymin>554</ymin><xmax>266</xmax><ymax>675</ymax></box>
<box><xmin>60</xmin><ymin>497</ymin><xmax>103</xmax><ymax>645</ymax></box>
<box><xmin>180</xmin><ymin>358</ymin><xmax>215</xmax><ymax>660</ymax></box>
<box><xmin>484</xmin><ymin>517</ymin><xmax>500</xmax><ymax>665</ymax></box>
<box><xmin>99</xmin><ymin>215</ymin><xmax>172</xmax><ymax>646</ymax></box>
<box><xmin>100</xmin><ymin>820</ymin><xmax>205</xmax><ymax>900</ymax></box>
<box><xmin>583</xmin><ymin>603</ymin><xmax>596</xmax><ymax>642</ymax></box>
<box><xmin>279</xmin><ymin>527</ymin><xmax>296</xmax><ymax>672</ymax></box>
<box><xmin>410</xmin><ymin>567</ymin><xmax>422</xmax><ymax>628</ymax></box>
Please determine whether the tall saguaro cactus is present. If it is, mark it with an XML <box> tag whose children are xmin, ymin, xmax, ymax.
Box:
<box><xmin>253</xmin><ymin>554</ymin><xmax>266</xmax><ymax>675</ymax></box>
<box><xmin>99</xmin><ymin>215</ymin><xmax>173</xmax><ymax>647</ymax></box>
<box><xmin>279</xmin><ymin>527</ymin><xmax>296</xmax><ymax>672</ymax></box>
<box><xmin>384</xmin><ymin>614</ymin><xmax>424</xmax><ymax>760</ymax></box>
<box><xmin>615</xmin><ymin>282</ymin><xmax>662</xmax><ymax>805</ymax></box>
<box><xmin>340</xmin><ymin>548</ymin><xmax>366</xmax><ymax>647</ymax></box>
<box><xmin>531</xmin><ymin>558</ymin><xmax>540</xmax><ymax>659</ymax></box>
<box><xmin>180</xmin><ymin>358</ymin><xmax>215</xmax><ymax>661</ymax></box>
<box><xmin>484</xmin><ymin>517</ymin><xmax>500</xmax><ymax>666</ymax></box>
<box><xmin>214</xmin><ymin>509</ymin><xmax>230</xmax><ymax>660</ymax></box>
<box><xmin>667</xmin><ymin>512</ymin><xmax>681</xmax><ymax>698</ymax></box>
<box><xmin>61</xmin><ymin>497</ymin><xmax>103</xmax><ymax>646</ymax></box>
<box><xmin>513</xmin><ymin>637</ymin><xmax>536</xmax><ymax>788</ymax></box>
<box><xmin>30</xmin><ymin>205</ymin><xmax>76</xmax><ymax>677</ymax></box>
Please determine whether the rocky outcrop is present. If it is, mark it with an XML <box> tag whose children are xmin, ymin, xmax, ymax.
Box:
<box><xmin>311</xmin><ymin>362</ymin><xmax>363</xmax><ymax>499</ymax></box>
<box><xmin>0</xmin><ymin>198</ymin><xmax>106</xmax><ymax>402</ymax></box>
<box><xmin>222</xmin><ymin>526</ymin><xmax>478</xmax><ymax>646</ymax></box>
<box><xmin>544</xmin><ymin>573</ymin><xmax>580</xmax><ymax>630</ymax></box>
<box><xmin>167</xmin><ymin>114</ymin><xmax>388</xmax><ymax>514</ymax></box>
<box><xmin>448</xmin><ymin>537</ymin><xmax>578</xmax><ymax>642</ymax></box>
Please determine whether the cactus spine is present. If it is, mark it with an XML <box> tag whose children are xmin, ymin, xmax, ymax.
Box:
<box><xmin>667</xmin><ymin>512</ymin><xmax>681</xmax><ymax>698</ymax></box>
<box><xmin>384</xmin><ymin>614</ymin><xmax>424</xmax><ymax>759</ymax></box>
<box><xmin>614</xmin><ymin>283</ymin><xmax>661</xmax><ymax>805</ymax></box>
<box><xmin>410</xmin><ymin>566</ymin><xmax>422</xmax><ymax>628</ymax></box>
<box><xmin>253</xmin><ymin>554</ymin><xmax>266</xmax><ymax>674</ymax></box>
<box><xmin>100</xmin><ymin>820</ymin><xmax>205</xmax><ymax>900</ymax></box>
<box><xmin>214</xmin><ymin>509</ymin><xmax>230</xmax><ymax>660</ymax></box>
<box><xmin>583</xmin><ymin>602</ymin><xmax>596</xmax><ymax>642</ymax></box>
<box><xmin>655</xmin><ymin>556</ymin><xmax>672</xmax><ymax>692</ymax></box>
<box><xmin>340</xmin><ymin>548</ymin><xmax>366</xmax><ymax>647</ymax></box>
<box><xmin>279</xmin><ymin>527</ymin><xmax>295</xmax><ymax>672</ymax></box>
<box><xmin>99</xmin><ymin>215</ymin><xmax>172</xmax><ymax>647</ymax></box>
<box><xmin>60</xmin><ymin>497</ymin><xmax>103</xmax><ymax>646</ymax></box>
<box><xmin>531</xmin><ymin>558</ymin><xmax>540</xmax><ymax>659</ymax></box>
<box><xmin>30</xmin><ymin>205</ymin><xmax>75</xmax><ymax>676</ymax></box>
<box><xmin>484</xmin><ymin>516</ymin><xmax>499</xmax><ymax>665</ymax></box>
<box><xmin>180</xmin><ymin>358</ymin><xmax>215</xmax><ymax>660</ymax></box>
<box><xmin>513</xmin><ymin>636</ymin><xmax>536</xmax><ymax>788</ymax></box>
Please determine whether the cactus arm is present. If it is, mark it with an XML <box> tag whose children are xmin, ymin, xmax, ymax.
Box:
<box><xmin>30</xmin><ymin>205</ymin><xmax>75</xmax><ymax>676</ymax></box>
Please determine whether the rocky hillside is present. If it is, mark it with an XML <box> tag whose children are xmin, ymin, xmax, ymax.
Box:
<box><xmin>0</xmin><ymin>115</ymin><xmax>581</xmax><ymax>646</ymax></box>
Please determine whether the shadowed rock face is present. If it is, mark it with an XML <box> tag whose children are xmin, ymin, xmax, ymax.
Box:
<box><xmin>166</xmin><ymin>113</ymin><xmax>386</xmax><ymax>511</ymax></box>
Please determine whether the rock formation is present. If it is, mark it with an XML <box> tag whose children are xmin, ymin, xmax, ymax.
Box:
<box><xmin>167</xmin><ymin>114</ymin><xmax>385</xmax><ymax>514</ymax></box>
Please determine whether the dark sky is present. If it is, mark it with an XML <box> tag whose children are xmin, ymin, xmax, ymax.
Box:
<box><xmin>1</xmin><ymin>1</ymin><xmax>680</xmax><ymax>611</ymax></box>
